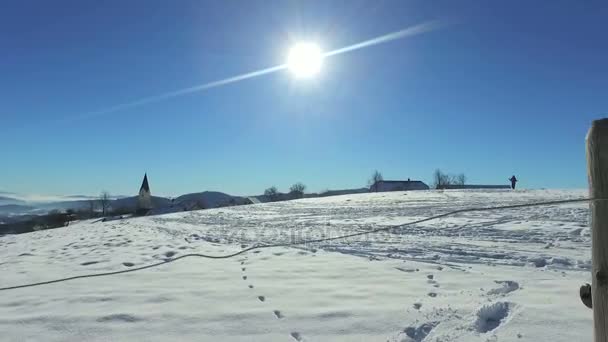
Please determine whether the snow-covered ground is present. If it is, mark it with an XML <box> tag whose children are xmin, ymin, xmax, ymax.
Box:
<box><xmin>0</xmin><ymin>189</ymin><xmax>593</xmax><ymax>341</ymax></box>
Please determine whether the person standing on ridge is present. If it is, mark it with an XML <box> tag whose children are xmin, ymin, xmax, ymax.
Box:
<box><xmin>509</xmin><ymin>175</ymin><xmax>518</xmax><ymax>190</ymax></box>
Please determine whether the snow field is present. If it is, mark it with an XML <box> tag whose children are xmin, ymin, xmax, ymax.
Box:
<box><xmin>0</xmin><ymin>189</ymin><xmax>593</xmax><ymax>341</ymax></box>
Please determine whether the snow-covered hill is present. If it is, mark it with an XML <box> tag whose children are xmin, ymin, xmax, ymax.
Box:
<box><xmin>0</xmin><ymin>189</ymin><xmax>592</xmax><ymax>341</ymax></box>
<box><xmin>173</xmin><ymin>191</ymin><xmax>250</xmax><ymax>208</ymax></box>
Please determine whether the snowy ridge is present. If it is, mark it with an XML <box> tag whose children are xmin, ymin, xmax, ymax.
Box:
<box><xmin>0</xmin><ymin>189</ymin><xmax>593</xmax><ymax>341</ymax></box>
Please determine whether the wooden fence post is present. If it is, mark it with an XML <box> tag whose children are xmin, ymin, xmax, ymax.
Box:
<box><xmin>588</xmin><ymin>118</ymin><xmax>608</xmax><ymax>342</ymax></box>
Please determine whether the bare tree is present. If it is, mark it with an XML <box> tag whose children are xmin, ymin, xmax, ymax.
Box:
<box><xmin>441</xmin><ymin>174</ymin><xmax>451</xmax><ymax>187</ymax></box>
<box><xmin>289</xmin><ymin>182</ymin><xmax>306</xmax><ymax>199</ymax></box>
<box><xmin>264</xmin><ymin>186</ymin><xmax>279</xmax><ymax>202</ymax></box>
<box><xmin>99</xmin><ymin>191</ymin><xmax>111</xmax><ymax>216</ymax></box>
<box><xmin>433</xmin><ymin>169</ymin><xmax>443</xmax><ymax>189</ymax></box>
<box><xmin>368</xmin><ymin>170</ymin><xmax>384</xmax><ymax>192</ymax></box>
<box><xmin>456</xmin><ymin>173</ymin><xmax>466</xmax><ymax>186</ymax></box>
<box><xmin>433</xmin><ymin>170</ymin><xmax>466</xmax><ymax>188</ymax></box>
<box><xmin>433</xmin><ymin>169</ymin><xmax>452</xmax><ymax>189</ymax></box>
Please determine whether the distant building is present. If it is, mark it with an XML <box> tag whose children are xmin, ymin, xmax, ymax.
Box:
<box><xmin>371</xmin><ymin>180</ymin><xmax>429</xmax><ymax>192</ymax></box>
<box><xmin>137</xmin><ymin>173</ymin><xmax>153</xmax><ymax>214</ymax></box>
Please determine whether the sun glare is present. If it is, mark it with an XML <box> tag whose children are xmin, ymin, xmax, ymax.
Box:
<box><xmin>287</xmin><ymin>42</ymin><xmax>323</xmax><ymax>78</ymax></box>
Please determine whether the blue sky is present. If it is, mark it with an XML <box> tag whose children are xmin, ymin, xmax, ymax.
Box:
<box><xmin>1</xmin><ymin>0</ymin><xmax>607</xmax><ymax>197</ymax></box>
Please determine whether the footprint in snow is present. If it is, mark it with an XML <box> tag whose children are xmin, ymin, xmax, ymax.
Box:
<box><xmin>401</xmin><ymin>321</ymin><xmax>439</xmax><ymax>342</ymax></box>
<box><xmin>243</xmin><ymin>276</ymin><xmax>247</xmax><ymax>280</ymax></box>
<box><xmin>273</xmin><ymin>310</ymin><xmax>284</xmax><ymax>319</ymax></box>
<box><xmin>96</xmin><ymin>314</ymin><xmax>143</xmax><ymax>323</ymax></box>
<box><xmin>258</xmin><ymin>296</ymin><xmax>265</xmax><ymax>302</ymax></box>
<box><xmin>122</xmin><ymin>262</ymin><xmax>135</xmax><ymax>267</ymax></box>
<box><xmin>248</xmin><ymin>285</ymin><xmax>254</xmax><ymax>289</ymax></box>
<box><xmin>81</xmin><ymin>261</ymin><xmax>100</xmax><ymax>266</ymax></box>
<box><xmin>290</xmin><ymin>332</ymin><xmax>303</xmax><ymax>341</ymax></box>
<box><xmin>487</xmin><ymin>281</ymin><xmax>520</xmax><ymax>295</ymax></box>
<box><xmin>426</xmin><ymin>274</ymin><xmax>441</xmax><ymax>287</ymax></box>
<box><xmin>474</xmin><ymin>301</ymin><xmax>511</xmax><ymax>333</ymax></box>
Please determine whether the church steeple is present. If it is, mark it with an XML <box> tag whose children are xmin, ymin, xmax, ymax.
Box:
<box><xmin>137</xmin><ymin>173</ymin><xmax>153</xmax><ymax>213</ymax></box>
<box><xmin>140</xmin><ymin>173</ymin><xmax>150</xmax><ymax>192</ymax></box>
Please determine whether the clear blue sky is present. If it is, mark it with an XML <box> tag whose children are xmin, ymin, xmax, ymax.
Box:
<box><xmin>1</xmin><ymin>0</ymin><xmax>607</xmax><ymax>197</ymax></box>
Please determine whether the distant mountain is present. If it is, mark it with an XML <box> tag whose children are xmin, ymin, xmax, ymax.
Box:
<box><xmin>0</xmin><ymin>196</ymin><xmax>27</xmax><ymax>206</ymax></box>
<box><xmin>174</xmin><ymin>191</ymin><xmax>249</xmax><ymax>208</ymax></box>
<box><xmin>0</xmin><ymin>204</ymin><xmax>36</xmax><ymax>215</ymax></box>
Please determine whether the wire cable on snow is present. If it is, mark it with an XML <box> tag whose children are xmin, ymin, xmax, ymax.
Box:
<box><xmin>0</xmin><ymin>197</ymin><xmax>598</xmax><ymax>292</ymax></box>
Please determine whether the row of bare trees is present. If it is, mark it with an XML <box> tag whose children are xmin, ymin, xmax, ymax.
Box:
<box><xmin>264</xmin><ymin>183</ymin><xmax>307</xmax><ymax>202</ymax></box>
<box><xmin>432</xmin><ymin>169</ymin><xmax>466</xmax><ymax>189</ymax></box>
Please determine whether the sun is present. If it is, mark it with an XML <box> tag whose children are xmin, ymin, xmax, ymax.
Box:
<box><xmin>287</xmin><ymin>42</ymin><xmax>323</xmax><ymax>78</ymax></box>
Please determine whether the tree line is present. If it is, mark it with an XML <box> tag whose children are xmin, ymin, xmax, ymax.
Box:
<box><xmin>432</xmin><ymin>169</ymin><xmax>466</xmax><ymax>189</ymax></box>
<box><xmin>0</xmin><ymin>190</ymin><xmax>134</xmax><ymax>236</ymax></box>
<box><xmin>263</xmin><ymin>169</ymin><xmax>469</xmax><ymax>201</ymax></box>
<box><xmin>263</xmin><ymin>182</ymin><xmax>307</xmax><ymax>202</ymax></box>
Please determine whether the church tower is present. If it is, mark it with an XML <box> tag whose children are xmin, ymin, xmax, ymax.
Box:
<box><xmin>137</xmin><ymin>173</ymin><xmax>153</xmax><ymax>213</ymax></box>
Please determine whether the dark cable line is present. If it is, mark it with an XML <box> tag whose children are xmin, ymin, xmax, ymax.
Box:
<box><xmin>0</xmin><ymin>197</ymin><xmax>595</xmax><ymax>292</ymax></box>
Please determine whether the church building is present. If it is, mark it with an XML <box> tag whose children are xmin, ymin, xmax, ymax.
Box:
<box><xmin>137</xmin><ymin>173</ymin><xmax>153</xmax><ymax>214</ymax></box>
